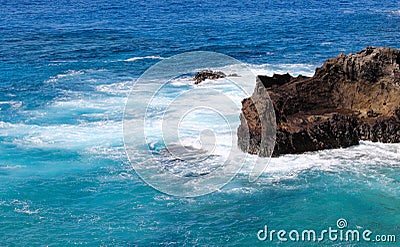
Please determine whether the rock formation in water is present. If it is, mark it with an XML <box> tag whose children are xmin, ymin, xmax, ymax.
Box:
<box><xmin>193</xmin><ymin>70</ymin><xmax>226</xmax><ymax>84</ymax></box>
<box><xmin>238</xmin><ymin>46</ymin><xmax>400</xmax><ymax>156</ymax></box>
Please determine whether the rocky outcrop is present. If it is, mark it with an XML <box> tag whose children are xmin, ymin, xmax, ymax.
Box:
<box><xmin>238</xmin><ymin>47</ymin><xmax>400</xmax><ymax>156</ymax></box>
<box><xmin>193</xmin><ymin>70</ymin><xmax>226</xmax><ymax>84</ymax></box>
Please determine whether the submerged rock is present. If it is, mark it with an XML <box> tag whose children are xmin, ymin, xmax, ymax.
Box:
<box><xmin>238</xmin><ymin>47</ymin><xmax>400</xmax><ymax>156</ymax></box>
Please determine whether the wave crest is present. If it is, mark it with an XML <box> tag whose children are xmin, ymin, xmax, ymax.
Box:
<box><xmin>124</xmin><ymin>55</ymin><xmax>165</xmax><ymax>62</ymax></box>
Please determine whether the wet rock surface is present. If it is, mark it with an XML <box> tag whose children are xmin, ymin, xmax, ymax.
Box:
<box><xmin>193</xmin><ymin>70</ymin><xmax>226</xmax><ymax>84</ymax></box>
<box><xmin>238</xmin><ymin>47</ymin><xmax>400</xmax><ymax>156</ymax></box>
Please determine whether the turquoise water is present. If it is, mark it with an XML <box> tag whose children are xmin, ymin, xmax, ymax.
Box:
<box><xmin>1</xmin><ymin>0</ymin><xmax>400</xmax><ymax>245</ymax></box>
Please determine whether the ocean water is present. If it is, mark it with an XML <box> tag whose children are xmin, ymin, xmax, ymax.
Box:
<box><xmin>1</xmin><ymin>0</ymin><xmax>400</xmax><ymax>245</ymax></box>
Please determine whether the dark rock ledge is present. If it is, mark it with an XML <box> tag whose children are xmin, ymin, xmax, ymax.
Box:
<box><xmin>193</xmin><ymin>70</ymin><xmax>226</xmax><ymax>84</ymax></box>
<box><xmin>238</xmin><ymin>47</ymin><xmax>400</xmax><ymax>156</ymax></box>
<box><xmin>193</xmin><ymin>70</ymin><xmax>240</xmax><ymax>84</ymax></box>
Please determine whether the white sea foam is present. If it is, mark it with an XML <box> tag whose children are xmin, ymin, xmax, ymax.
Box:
<box><xmin>0</xmin><ymin>165</ymin><xmax>26</xmax><ymax>170</ymax></box>
<box><xmin>5</xmin><ymin>200</ymin><xmax>40</xmax><ymax>215</ymax></box>
<box><xmin>0</xmin><ymin>120</ymin><xmax>122</xmax><ymax>151</ymax></box>
<box><xmin>50</xmin><ymin>96</ymin><xmax>125</xmax><ymax>112</ymax></box>
<box><xmin>0</xmin><ymin>101</ymin><xmax>22</xmax><ymax>109</ymax></box>
<box><xmin>44</xmin><ymin>69</ymin><xmax>109</xmax><ymax>83</ymax></box>
<box><xmin>245</xmin><ymin>141</ymin><xmax>400</xmax><ymax>182</ymax></box>
<box><xmin>14</xmin><ymin>207</ymin><xmax>39</xmax><ymax>215</ymax></box>
<box><xmin>215</xmin><ymin>141</ymin><xmax>399</xmax><ymax>196</ymax></box>
<box><xmin>45</xmin><ymin>70</ymin><xmax>85</xmax><ymax>83</ymax></box>
<box><xmin>124</xmin><ymin>55</ymin><xmax>165</xmax><ymax>62</ymax></box>
<box><xmin>248</xmin><ymin>63</ymin><xmax>316</xmax><ymax>77</ymax></box>
<box><xmin>343</xmin><ymin>10</ymin><xmax>355</xmax><ymax>14</ymax></box>
<box><xmin>391</xmin><ymin>10</ymin><xmax>400</xmax><ymax>15</ymax></box>
<box><xmin>95</xmin><ymin>80</ymin><xmax>133</xmax><ymax>95</ymax></box>
<box><xmin>85</xmin><ymin>146</ymin><xmax>126</xmax><ymax>160</ymax></box>
<box><xmin>169</xmin><ymin>77</ymin><xmax>192</xmax><ymax>87</ymax></box>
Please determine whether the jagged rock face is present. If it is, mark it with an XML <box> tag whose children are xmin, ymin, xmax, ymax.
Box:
<box><xmin>238</xmin><ymin>47</ymin><xmax>400</xmax><ymax>156</ymax></box>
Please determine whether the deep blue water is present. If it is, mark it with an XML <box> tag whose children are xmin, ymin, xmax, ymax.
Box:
<box><xmin>1</xmin><ymin>0</ymin><xmax>400</xmax><ymax>245</ymax></box>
